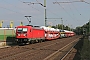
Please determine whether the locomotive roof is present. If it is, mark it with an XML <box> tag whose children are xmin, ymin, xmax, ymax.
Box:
<box><xmin>16</xmin><ymin>25</ymin><xmax>43</xmax><ymax>30</ymax></box>
<box><xmin>25</xmin><ymin>25</ymin><xmax>33</xmax><ymax>27</ymax></box>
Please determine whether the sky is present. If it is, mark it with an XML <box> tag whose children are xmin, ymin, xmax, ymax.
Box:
<box><xmin>0</xmin><ymin>0</ymin><xmax>90</xmax><ymax>28</ymax></box>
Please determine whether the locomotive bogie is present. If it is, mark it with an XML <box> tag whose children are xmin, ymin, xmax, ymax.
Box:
<box><xmin>16</xmin><ymin>37</ymin><xmax>45</xmax><ymax>44</ymax></box>
<box><xmin>15</xmin><ymin>38</ymin><xmax>29</xmax><ymax>44</ymax></box>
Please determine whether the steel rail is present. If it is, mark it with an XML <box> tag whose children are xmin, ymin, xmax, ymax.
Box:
<box><xmin>60</xmin><ymin>38</ymin><xmax>80</xmax><ymax>60</ymax></box>
<box><xmin>43</xmin><ymin>38</ymin><xmax>80</xmax><ymax>60</ymax></box>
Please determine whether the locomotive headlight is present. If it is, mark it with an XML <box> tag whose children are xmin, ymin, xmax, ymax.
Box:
<box><xmin>24</xmin><ymin>34</ymin><xmax>26</xmax><ymax>36</ymax></box>
<box><xmin>24</xmin><ymin>34</ymin><xmax>27</xmax><ymax>36</ymax></box>
<box><xmin>18</xmin><ymin>34</ymin><xmax>20</xmax><ymax>36</ymax></box>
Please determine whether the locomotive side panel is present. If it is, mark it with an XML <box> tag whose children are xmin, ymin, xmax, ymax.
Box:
<box><xmin>32</xmin><ymin>28</ymin><xmax>45</xmax><ymax>39</ymax></box>
<box><xmin>26</xmin><ymin>27</ymin><xmax>32</xmax><ymax>38</ymax></box>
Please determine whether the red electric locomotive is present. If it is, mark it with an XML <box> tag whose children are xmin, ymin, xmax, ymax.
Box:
<box><xmin>16</xmin><ymin>25</ymin><xmax>45</xmax><ymax>44</ymax></box>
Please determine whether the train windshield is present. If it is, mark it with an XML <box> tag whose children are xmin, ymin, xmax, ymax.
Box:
<box><xmin>17</xmin><ymin>28</ymin><xmax>27</xmax><ymax>32</ymax></box>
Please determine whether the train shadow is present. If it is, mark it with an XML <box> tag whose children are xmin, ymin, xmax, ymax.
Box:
<box><xmin>6</xmin><ymin>36</ymin><xmax>17</xmax><ymax>46</ymax></box>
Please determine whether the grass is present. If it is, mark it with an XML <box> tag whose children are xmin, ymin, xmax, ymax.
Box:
<box><xmin>0</xmin><ymin>29</ymin><xmax>15</xmax><ymax>41</ymax></box>
<box><xmin>74</xmin><ymin>36</ymin><xmax>90</xmax><ymax>60</ymax></box>
<box><xmin>0</xmin><ymin>35</ymin><xmax>5</xmax><ymax>40</ymax></box>
<box><xmin>0</xmin><ymin>35</ymin><xmax>15</xmax><ymax>41</ymax></box>
<box><xmin>80</xmin><ymin>36</ymin><xmax>90</xmax><ymax>60</ymax></box>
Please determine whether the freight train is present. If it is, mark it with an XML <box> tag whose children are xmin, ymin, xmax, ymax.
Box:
<box><xmin>15</xmin><ymin>25</ymin><xmax>75</xmax><ymax>44</ymax></box>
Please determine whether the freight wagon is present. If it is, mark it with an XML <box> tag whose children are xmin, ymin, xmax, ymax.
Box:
<box><xmin>40</xmin><ymin>26</ymin><xmax>60</xmax><ymax>40</ymax></box>
<box><xmin>64</xmin><ymin>30</ymin><xmax>75</xmax><ymax>37</ymax></box>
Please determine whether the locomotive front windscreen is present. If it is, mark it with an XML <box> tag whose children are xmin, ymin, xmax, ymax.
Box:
<box><xmin>17</xmin><ymin>28</ymin><xmax>28</xmax><ymax>32</ymax></box>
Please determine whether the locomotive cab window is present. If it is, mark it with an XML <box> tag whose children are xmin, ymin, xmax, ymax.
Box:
<box><xmin>23</xmin><ymin>28</ymin><xmax>27</xmax><ymax>32</ymax></box>
<box><xmin>17</xmin><ymin>28</ymin><xmax>22</xmax><ymax>32</ymax></box>
<box><xmin>17</xmin><ymin>28</ymin><xmax>28</xmax><ymax>32</ymax></box>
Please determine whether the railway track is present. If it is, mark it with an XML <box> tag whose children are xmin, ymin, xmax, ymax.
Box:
<box><xmin>0</xmin><ymin>36</ymin><xmax>81</xmax><ymax>60</ymax></box>
<box><xmin>43</xmin><ymin>38</ymin><xmax>79</xmax><ymax>60</ymax></box>
<box><xmin>60</xmin><ymin>40</ymin><xmax>78</xmax><ymax>60</ymax></box>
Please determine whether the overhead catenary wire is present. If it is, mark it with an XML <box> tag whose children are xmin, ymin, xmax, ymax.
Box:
<box><xmin>18</xmin><ymin>0</ymin><xmax>43</xmax><ymax>13</ymax></box>
<box><xmin>0</xmin><ymin>0</ymin><xmax>31</xmax><ymax>24</ymax></box>
<box><xmin>35</xmin><ymin>0</ymin><xmax>63</xmax><ymax>26</ymax></box>
<box><xmin>54</xmin><ymin>0</ymin><xmax>90</xmax><ymax>28</ymax></box>
<box><xmin>36</xmin><ymin>0</ymin><xmax>61</xmax><ymax>18</ymax></box>
<box><xmin>1</xmin><ymin>0</ymin><xmax>90</xmax><ymax>27</ymax></box>
<box><xmin>0</xmin><ymin>1</ymin><xmax>25</xmax><ymax>16</ymax></box>
<box><xmin>54</xmin><ymin>0</ymin><xmax>78</xmax><ymax>21</ymax></box>
<box><xmin>0</xmin><ymin>0</ymin><xmax>44</xmax><ymax>25</ymax></box>
<box><xmin>54</xmin><ymin>0</ymin><xmax>88</xmax><ymax>20</ymax></box>
<box><xmin>0</xmin><ymin>6</ymin><xmax>25</xmax><ymax>16</ymax></box>
<box><xmin>53</xmin><ymin>0</ymin><xmax>84</xmax><ymax>28</ymax></box>
<box><xmin>20</xmin><ymin>0</ymin><xmax>84</xmax><ymax>19</ymax></box>
<box><xmin>18</xmin><ymin>0</ymin><xmax>46</xmax><ymax>25</ymax></box>
<box><xmin>71</xmin><ymin>0</ymin><xmax>90</xmax><ymax>26</ymax></box>
<box><xmin>68</xmin><ymin>0</ymin><xmax>87</xmax><ymax>21</ymax></box>
<box><xmin>35</xmin><ymin>0</ymin><xmax>79</xmax><ymax>27</ymax></box>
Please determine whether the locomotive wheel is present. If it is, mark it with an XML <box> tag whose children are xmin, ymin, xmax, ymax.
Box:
<box><xmin>40</xmin><ymin>40</ymin><xmax>42</xmax><ymax>43</ymax></box>
<box><xmin>30</xmin><ymin>40</ymin><xmax>35</xmax><ymax>44</ymax></box>
<box><xmin>37</xmin><ymin>40</ymin><xmax>39</xmax><ymax>43</ymax></box>
<box><xmin>38</xmin><ymin>40</ymin><xmax>42</xmax><ymax>43</ymax></box>
<box><xmin>42</xmin><ymin>39</ymin><xmax>45</xmax><ymax>42</ymax></box>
